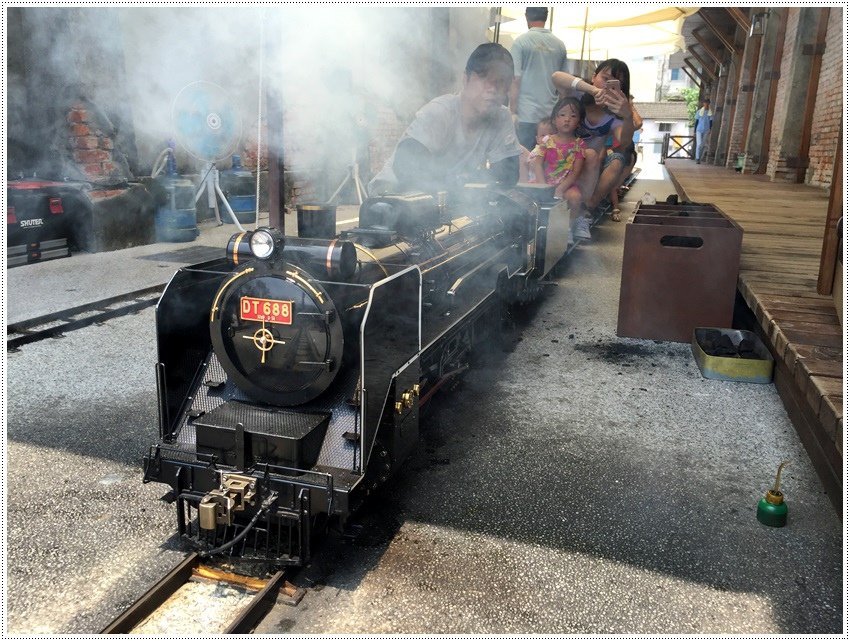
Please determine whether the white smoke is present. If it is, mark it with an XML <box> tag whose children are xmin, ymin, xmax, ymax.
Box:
<box><xmin>8</xmin><ymin>5</ymin><xmax>491</xmax><ymax>197</ymax></box>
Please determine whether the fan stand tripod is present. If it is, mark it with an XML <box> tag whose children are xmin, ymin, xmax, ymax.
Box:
<box><xmin>194</xmin><ymin>163</ymin><xmax>246</xmax><ymax>231</ymax></box>
<box><xmin>327</xmin><ymin>149</ymin><xmax>368</xmax><ymax>205</ymax></box>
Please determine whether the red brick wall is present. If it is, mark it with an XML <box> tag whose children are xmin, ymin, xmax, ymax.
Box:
<box><xmin>240</xmin><ymin>106</ymin><xmax>424</xmax><ymax>207</ymax></box>
<box><xmin>66</xmin><ymin>104</ymin><xmax>126</xmax><ymax>184</ymax></box>
<box><xmin>766</xmin><ymin>7</ymin><xmax>841</xmax><ymax>187</ymax></box>
<box><xmin>765</xmin><ymin>8</ymin><xmax>799</xmax><ymax>181</ymax></box>
<box><xmin>806</xmin><ymin>6</ymin><xmax>843</xmax><ymax>188</ymax></box>
<box><xmin>240</xmin><ymin>101</ymin><xmax>411</xmax><ymax>206</ymax></box>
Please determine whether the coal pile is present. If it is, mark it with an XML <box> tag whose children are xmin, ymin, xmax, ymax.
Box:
<box><xmin>700</xmin><ymin>329</ymin><xmax>761</xmax><ymax>359</ymax></box>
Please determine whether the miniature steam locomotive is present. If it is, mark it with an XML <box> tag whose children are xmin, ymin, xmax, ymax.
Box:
<box><xmin>143</xmin><ymin>184</ymin><xmax>570</xmax><ymax>565</ymax></box>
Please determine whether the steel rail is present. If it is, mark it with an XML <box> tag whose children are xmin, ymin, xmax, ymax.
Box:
<box><xmin>225</xmin><ymin>570</ymin><xmax>289</xmax><ymax>634</ymax></box>
<box><xmin>101</xmin><ymin>553</ymin><xmax>298</xmax><ymax>634</ymax></box>
<box><xmin>100</xmin><ymin>553</ymin><xmax>200</xmax><ymax>633</ymax></box>
<box><xmin>7</xmin><ymin>285</ymin><xmax>165</xmax><ymax>351</ymax></box>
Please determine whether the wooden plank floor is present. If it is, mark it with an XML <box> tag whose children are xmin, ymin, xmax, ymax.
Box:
<box><xmin>663</xmin><ymin>159</ymin><xmax>843</xmax><ymax>512</ymax></box>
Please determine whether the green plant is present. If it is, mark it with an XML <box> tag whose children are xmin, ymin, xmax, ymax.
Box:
<box><xmin>681</xmin><ymin>87</ymin><xmax>700</xmax><ymax>128</ymax></box>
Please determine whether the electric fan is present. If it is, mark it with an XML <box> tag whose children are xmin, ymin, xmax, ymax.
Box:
<box><xmin>171</xmin><ymin>81</ymin><xmax>247</xmax><ymax>228</ymax></box>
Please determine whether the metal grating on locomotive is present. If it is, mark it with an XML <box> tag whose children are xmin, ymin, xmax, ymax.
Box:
<box><xmin>196</xmin><ymin>401</ymin><xmax>329</xmax><ymax>438</ymax></box>
<box><xmin>193</xmin><ymin>400</ymin><xmax>330</xmax><ymax>470</ymax></box>
<box><xmin>175</xmin><ymin>353</ymin><xmax>362</xmax><ymax>472</ymax></box>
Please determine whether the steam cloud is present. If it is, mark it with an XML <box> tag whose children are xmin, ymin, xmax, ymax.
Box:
<box><xmin>8</xmin><ymin>6</ymin><xmax>490</xmax><ymax>191</ymax></box>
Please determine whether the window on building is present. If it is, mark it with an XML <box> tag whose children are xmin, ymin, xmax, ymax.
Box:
<box><xmin>670</xmin><ymin>68</ymin><xmax>680</xmax><ymax>81</ymax></box>
<box><xmin>658</xmin><ymin>122</ymin><xmax>673</xmax><ymax>132</ymax></box>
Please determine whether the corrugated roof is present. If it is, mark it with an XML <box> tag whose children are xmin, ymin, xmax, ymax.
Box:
<box><xmin>634</xmin><ymin>101</ymin><xmax>689</xmax><ymax>120</ymax></box>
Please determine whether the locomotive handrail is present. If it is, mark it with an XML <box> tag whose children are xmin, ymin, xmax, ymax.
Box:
<box><xmin>447</xmin><ymin>245</ymin><xmax>513</xmax><ymax>297</ymax></box>
<box><xmin>359</xmin><ymin>265</ymin><xmax>422</xmax><ymax>473</ymax></box>
<box><xmin>421</xmin><ymin>234</ymin><xmax>503</xmax><ymax>275</ymax></box>
<box><xmin>179</xmin><ymin>266</ymin><xmax>234</xmax><ymax>275</ymax></box>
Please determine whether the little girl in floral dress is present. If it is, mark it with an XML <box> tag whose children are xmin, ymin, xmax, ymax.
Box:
<box><xmin>530</xmin><ymin>97</ymin><xmax>587</xmax><ymax>211</ymax></box>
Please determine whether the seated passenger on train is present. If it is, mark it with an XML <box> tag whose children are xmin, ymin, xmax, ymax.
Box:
<box><xmin>529</xmin><ymin>97</ymin><xmax>586</xmax><ymax>211</ymax></box>
<box><xmin>368</xmin><ymin>43</ymin><xmax>522</xmax><ymax>195</ymax></box>
<box><xmin>552</xmin><ymin>59</ymin><xmax>637</xmax><ymax>230</ymax></box>
<box><xmin>607</xmin><ymin>100</ymin><xmax>643</xmax><ymax>222</ymax></box>
<box><xmin>519</xmin><ymin>118</ymin><xmax>554</xmax><ymax>183</ymax></box>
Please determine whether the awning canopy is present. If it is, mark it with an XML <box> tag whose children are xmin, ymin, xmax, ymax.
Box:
<box><xmin>490</xmin><ymin>5</ymin><xmax>699</xmax><ymax>59</ymax></box>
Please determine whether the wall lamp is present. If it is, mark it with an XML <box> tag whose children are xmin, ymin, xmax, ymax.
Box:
<box><xmin>749</xmin><ymin>11</ymin><xmax>769</xmax><ymax>37</ymax></box>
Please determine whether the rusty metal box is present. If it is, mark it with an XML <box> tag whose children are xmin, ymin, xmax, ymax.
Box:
<box><xmin>692</xmin><ymin>328</ymin><xmax>774</xmax><ymax>383</ymax></box>
<box><xmin>616</xmin><ymin>203</ymin><xmax>743</xmax><ymax>342</ymax></box>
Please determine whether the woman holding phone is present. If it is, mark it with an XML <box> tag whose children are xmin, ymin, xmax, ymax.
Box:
<box><xmin>552</xmin><ymin>59</ymin><xmax>636</xmax><ymax>231</ymax></box>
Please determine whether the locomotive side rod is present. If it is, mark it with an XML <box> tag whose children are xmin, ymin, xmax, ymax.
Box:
<box><xmin>7</xmin><ymin>285</ymin><xmax>164</xmax><ymax>351</ymax></box>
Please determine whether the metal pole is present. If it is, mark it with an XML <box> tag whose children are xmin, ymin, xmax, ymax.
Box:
<box><xmin>266</xmin><ymin>9</ymin><xmax>286</xmax><ymax>232</ymax></box>
<box><xmin>579</xmin><ymin>6</ymin><xmax>588</xmax><ymax>74</ymax></box>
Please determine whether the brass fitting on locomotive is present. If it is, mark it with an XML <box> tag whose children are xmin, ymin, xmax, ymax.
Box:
<box><xmin>198</xmin><ymin>473</ymin><xmax>257</xmax><ymax>530</ymax></box>
<box><xmin>394</xmin><ymin>384</ymin><xmax>420</xmax><ymax>414</ymax></box>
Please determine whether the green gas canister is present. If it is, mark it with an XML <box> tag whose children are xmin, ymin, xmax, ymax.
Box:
<box><xmin>757</xmin><ymin>461</ymin><xmax>790</xmax><ymax>527</ymax></box>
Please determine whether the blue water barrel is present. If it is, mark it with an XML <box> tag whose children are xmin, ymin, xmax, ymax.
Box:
<box><xmin>155</xmin><ymin>176</ymin><xmax>198</xmax><ymax>242</ymax></box>
<box><xmin>220</xmin><ymin>155</ymin><xmax>256</xmax><ymax>224</ymax></box>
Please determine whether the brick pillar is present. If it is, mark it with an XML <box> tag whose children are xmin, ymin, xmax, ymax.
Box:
<box><xmin>767</xmin><ymin>7</ymin><xmax>843</xmax><ymax>186</ymax></box>
<box><xmin>725</xmin><ymin>11</ymin><xmax>762</xmax><ymax>170</ymax></box>
<box><xmin>715</xmin><ymin>41</ymin><xmax>743</xmax><ymax>167</ymax></box>
<box><xmin>65</xmin><ymin>103</ymin><xmax>130</xmax><ymax>184</ymax></box>
<box><xmin>766</xmin><ymin>8</ymin><xmax>829</xmax><ymax>183</ymax></box>
<box><xmin>805</xmin><ymin>6</ymin><xmax>843</xmax><ymax>188</ymax></box>
<box><xmin>742</xmin><ymin>8</ymin><xmax>785</xmax><ymax>174</ymax></box>
<box><xmin>705</xmin><ymin>64</ymin><xmax>729</xmax><ymax>165</ymax></box>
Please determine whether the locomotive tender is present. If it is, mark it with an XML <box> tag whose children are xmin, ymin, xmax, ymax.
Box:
<box><xmin>143</xmin><ymin>184</ymin><xmax>570</xmax><ymax>565</ymax></box>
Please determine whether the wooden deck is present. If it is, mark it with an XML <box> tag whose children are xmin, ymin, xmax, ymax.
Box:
<box><xmin>663</xmin><ymin>159</ymin><xmax>843</xmax><ymax>513</ymax></box>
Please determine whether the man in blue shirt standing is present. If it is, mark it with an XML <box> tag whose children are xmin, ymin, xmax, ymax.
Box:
<box><xmin>694</xmin><ymin>97</ymin><xmax>713</xmax><ymax>164</ymax></box>
<box><xmin>509</xmin><ymin>7</ymin><xmax>569</xmax><ymax>152</ymax></box>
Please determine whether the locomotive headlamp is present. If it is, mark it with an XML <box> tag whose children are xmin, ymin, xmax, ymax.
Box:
<box><xmin>249</xmin><ymin>227</ymin><xmax>283</xmax><ymax>260</ymax></box>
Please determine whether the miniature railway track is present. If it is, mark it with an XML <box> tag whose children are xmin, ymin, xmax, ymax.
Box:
<box><xmin>6</xmin><ymin>285</ymin><xmax>165</xmax><ymax>352</ymax></box>
<box><xmin>101</xmin><ymin>553</ymin><xmax>300</xmax><ymax>634</ymax></box>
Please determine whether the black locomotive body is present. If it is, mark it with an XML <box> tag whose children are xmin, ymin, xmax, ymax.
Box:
<box><xmin>143</xmin><ymin>185</ymin><xmax>569</xmax><ymax>565</ymax></box>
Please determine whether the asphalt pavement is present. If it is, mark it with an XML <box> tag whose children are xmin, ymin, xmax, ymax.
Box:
<box><xmin>3</xmin><ymin>165</ymin><xmax>844</xmax><ymax>634</ymax></box>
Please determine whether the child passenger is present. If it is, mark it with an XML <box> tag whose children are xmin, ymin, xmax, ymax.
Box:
<box><xmin>519</xmin><ymin>118</ymin><xmax>553</xmax><ymax>183</ymax></box>
<box><xmin>530</xmin><ymin>97</ymin><xmax>588</xmax><ymax>237</ymax></box>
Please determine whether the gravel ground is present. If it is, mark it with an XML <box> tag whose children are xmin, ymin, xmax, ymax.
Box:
<box><xmin>256</xmin><ymin>181</ymin><xmax>843</xmax><ymax>634</ymax></box>
<box><xmin>5</xmin><ymin>308</ymin><xmax>183</xmax><ymax>634</ymax></box>
<box><xmin>4</xmin><ymin>179</ymin><xmax>843</xmax><ymax>634</ymax></box>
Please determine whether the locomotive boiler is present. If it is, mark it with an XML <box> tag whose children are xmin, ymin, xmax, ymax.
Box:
<box><xmin>143</xmin><ymin>185</ymin><xmax>569</xmax><ymax>565</ymax></box>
